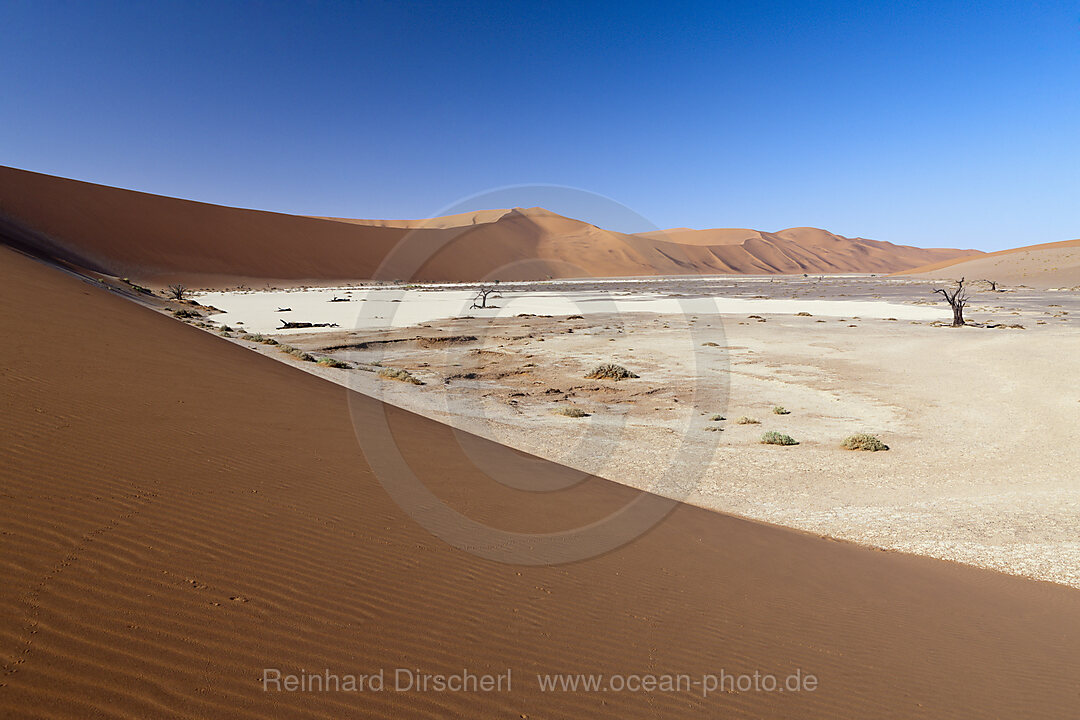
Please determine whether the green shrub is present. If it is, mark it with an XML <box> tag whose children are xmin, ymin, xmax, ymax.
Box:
<box><xmin>554</xmin><ymin>407</ymin><xmax>589</xmax><ymax>418</ymax></box>
<box><xmin>761</xmin><ymin>431</ymin><xmax>798</xmax><ymax>446</ymax></box>
<box><xmin>735</xmin><ymin>416</ymin><xmax>760</xmax><ymax>425</ymax></box>
<box><xmin>773</xmin><ymin>406</ymin><xmax>790</xmax><ymax>415</ymax></box>
<box><xmin>585</xmin><ymin>363</ymin><xmax>638</xmax><ymax>380</ymax></box>
<box><xmin>841</xmin><ymin>434</ymin><xmax>889</xmax><ymax>451</ymax></box>
<box><xmin>316</xmin><ymin>357</ymin><xmax>350</xmax><ymax>369</ymax></box>
<box><xmin>377</xmin><ymin>367</ymin><xmax>422</xmax><ymax>385</ymax></box>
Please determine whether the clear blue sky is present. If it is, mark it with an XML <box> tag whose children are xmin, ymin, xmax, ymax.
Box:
<box><xmin>2</xmin><ymin>0</ymin><xmax>1078</xmax><ymax>250</ymax></box>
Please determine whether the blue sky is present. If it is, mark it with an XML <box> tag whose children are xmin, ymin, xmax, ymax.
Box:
<box><xmin>2</xmin><ymin>0</ymin><xmax>1077</xmax><ymax>250</ymax></box>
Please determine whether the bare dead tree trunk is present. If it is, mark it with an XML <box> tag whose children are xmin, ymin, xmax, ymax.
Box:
<box><xmin>470</xmin><ymin>282</ymin><xmax>501</xmax><ymax>309</ymax></box>
<box><xmin>933</xmin><ymin>277</ymin><xmax>968</xmax><ymax>326</ymax></box>
<box><xmin>982</xmin><ymin>279</ymin><xmax>998</xmax><ymax>292</ymax></box>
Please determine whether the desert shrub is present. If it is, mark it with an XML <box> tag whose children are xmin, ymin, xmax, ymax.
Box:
<box><xmin>585</xmin><ymin>363</ymin><xmax>638</xmax><ymax>380</ymax></box>
<box><xmin>761</xmin><ymin>431</ymin><xmax>798</xmax><ymax>446</ymax></box>
<box><xmin>773</xmin><ymin>406</ymin><xmax>790</xmax><ymax>415</ymax></box>
<box><xmin>841</xmin><ymin>434</ymin><xmax>889</xmax><ymax>451</ymax></box>
<box><xmin>377</xmin><ymin>367</ymin><xmax>423</xmax><ymax>385</ymax></box>
<box><xmin>122</xmin><ymin>278</ymin><xmax>153</xmax><ymax>295</ymax></box>
<box><xmin>710</xmin><ymin>414</ymin><xmax>725</xmax><ymax>421</ymax></box>
<box><xmin>554</xmin><ymin>407</ymin><xmax>589</xmax><ymax>418</ymax></box>
<box><xmin>795</xmin><ymin>311</ymin><xmax>813</xmax><ymax>317</ymax></box>
<box><xmin>735</xmin><ymin>416</ymin><xmax>760</xmax><ymax>425</ymax></box>
<box><xmin>242</xmin><ymin>333</ymin><xmax>279</xmax><ymax>345</ymax></box>
<box><xmin>172</xmin><ymin>308</ymin><xmax>201</xmax><ymax>319</ymax></box>
<box><xmin>316</xmin><ymin>357</ymin><xmax>350</xmax><ymax>369</ymax></box>
<box><xmin>279</xmin><ymin>345</ymin><xmax>315</xmax><ymax>362</ymax></box>
<box><xmin>701</xmin><ymin>341</ymin><xmax>720</xmax><ymax>347</ymax></box>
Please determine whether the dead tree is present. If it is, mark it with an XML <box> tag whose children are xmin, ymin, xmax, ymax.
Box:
<box><xmin>933</xmin><ymin>277</ymin><xmax>968</xmax><ymax>327</ymax></box>
<box><xmin>279</xmin><ymin>320</ymin><xmax>339</xmax><ymax>329</ymax></box>
<box><xmin>471</xmin><ymin>281</ymin><xmax>501</xmax><ymax>309</ymax></box>
<box><xmin>166</xmin><ymin>284</ymin><xmax>188</xmax><ymax>301</ymax></box>
<box><xmin>982</xmin><ymin>279</ymin><xmax>999</xmax><ymax>292</ymax></box>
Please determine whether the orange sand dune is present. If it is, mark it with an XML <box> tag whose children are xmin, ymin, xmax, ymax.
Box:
<box><xmin>638</xmin><ymin>225</ymin><xmax>982</xmax><ymax>271</ymax></box>
<box><xmin>4</xmin><ymin>241</ymin><xmax>1080</xmax><ymax>717</ymax></box>
<box><xmin>314</xmin><ymin>207</ymin><xmax>516</xmax><ymax>229</ymax></box>
<box><xmin>0</xmin><ymin>166</ymin><xmax>977</xmax><ymax>287</ymax></box>
<box><xmin>895</xmin><ymin>237</ymin><xmax>1080</xmax><ymax>288</ymax></box>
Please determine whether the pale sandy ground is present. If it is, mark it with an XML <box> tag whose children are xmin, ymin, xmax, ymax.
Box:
<box><xmin>197</xmin><ymin>277</ymin><xmax>1080</xmax><ymax>587</ymax></box>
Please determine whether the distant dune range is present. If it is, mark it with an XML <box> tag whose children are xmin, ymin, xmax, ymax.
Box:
<box><xmin>5</xmin><ymin>241</ymin><xmax>1080</xmax><ymax>718</ymax></box>
<box><xmin>0</xmin><ymin>166</ymin><xmax>980</xmax><ymax>287</ymax></box>
<box><xmin>894</xmin><ymin>237</ymin><xmax>1080</xmax><ymax>288</ymax></box>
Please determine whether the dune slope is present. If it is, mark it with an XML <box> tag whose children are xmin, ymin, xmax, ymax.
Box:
<box><xmin>0</xmin><ymin>166</ymin><xmax>977</xmax><ymax>286</ymax></box>
<box><xmin>896</xmin><ymin>237</ymin><xmax>1080</xmax><ymax>288</ymax></box>
<box><xmin>637</xmin><ymin>226</ymin><xmax>981</xmax><ymax>273</ymax></box>
<box><xmin>3</xmin><ymin>246</ymin><xmax>1080</xmax><ymax>718</ymax></box>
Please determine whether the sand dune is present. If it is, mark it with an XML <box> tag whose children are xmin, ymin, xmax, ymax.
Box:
<box><xmin>896</xmin><ymin>237</ymin><xmax>1080</xmax><ymax>288</ymax></box>
<box><xmin>314</xmin><ymin>207</ymin><xmax>516</xmax><ymax>229</ymax></box>
<box><xmin>4</xmin><ymin>242</ymin><xmax>1080</xmax><ymax>717</ymax></box>
<box><xmin>0</xmin><ymin>166</ymin><xmax>978</xmax><ymax>287</ymax></box>
<box><xmin>638</xmin><ymin>226</ymin><xmax>981</xmax><ymax>273</ymax></box>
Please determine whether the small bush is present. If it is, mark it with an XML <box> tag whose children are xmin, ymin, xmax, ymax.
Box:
<box><xmin>773</xmin><ymin>406</ymin><xmax>790</xmax><ymax>415</ymax></box>
<box><xmin>709</xmin><ymin>414</ymin><xmax>725</xmax><ymax>421</ymax></box>
<box><xmin>735</xmin><ymin>416</ymin><xmax>760</xmax><ymax>425</ymax></box>
<box><xmin>172</xmin><ymin>308</ymin><xmax>201</xmax><ymax>319</ymax></box>
<box><xmin>795</xmin><ymin>311</ymin><xmax>813</xmax><ymax>317</ymax></box>
<box><xmin>701</xmin><ymin>341</ymin><xmax>720</xmax><ymax>347</ymax></box>
<box><xmin>242</xmin><ymin>333</ymin><xmax>279</xmax><ymax>345</ymax></box>
<box><xmin>122</xmin><ymin>278</ymin><xmax>153</xmax><ymax>295</ymax></box>
<box><xmin>378</xmin><ymin>367</ymin><xmax>423</xmax><ymax>385</ymax></box>
<box><xmin>585</xmin><ymin>363</ymin><xmax>638</xmax><ymax>380</ymax></box>
<box><xmin>841</xmin><ymin>434</ymin><xmax>889</xmax><ymax>451</ymax></box>
<box><xmin>279</xmin><ymin>345</ymin><xmax>315</xmax><ymax>362</ymax></box>
<box><xmin>316</xmin><ymin>357</ymin><xmax>350</xmax><ymax>369</ymax></box>
<box><xmin>761</xmin><ymin>431</ymin><xmax>798</xmax><ymax>446</ymax></box>
<box><xmin>554</xmin><ymin>407</ymin><xmax>589</xmax><ymax>418</ymax></box>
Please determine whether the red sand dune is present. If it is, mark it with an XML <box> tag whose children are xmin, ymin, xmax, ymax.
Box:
<box><xmin>0</xmin><ymin>166</ymin><xmax>978</xmax><ymax>287</ymax></box>
<box><xmin>4</xmin><ymin>238</ymin><xmax>1080</xmax><ymax>717</ymax></box>
<box><xmin>895</xmin><ymin>237</ymin><xmax>1080</xmax><ymax>288</ymax></box>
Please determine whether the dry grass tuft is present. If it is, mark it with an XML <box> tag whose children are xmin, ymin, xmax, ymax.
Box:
<box><xmin>585</xmin><ymin>363</ymin><xmax>639</xmax><ymax>380</ymax></box>
<box><xmin>377</xmin><ymin>367</ymin><xmax>423</xmax><ymax>385</ymax></box>
<box><xmin>841</xmin><ymin>434</ymin><xmax>889</xmax><ymax>451</ymax></box>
